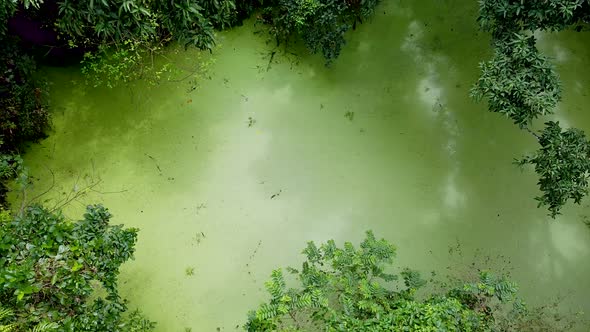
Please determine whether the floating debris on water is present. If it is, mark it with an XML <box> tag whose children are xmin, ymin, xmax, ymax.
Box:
<box><xmin>270</xmin><ymin>189</ymin><xmax>282</xmax><ymax>199</ymax></box>
<box><xmin>193</xmin><ymin>232</ymin><xmax>206</xmax><ymax>245</ymax></box>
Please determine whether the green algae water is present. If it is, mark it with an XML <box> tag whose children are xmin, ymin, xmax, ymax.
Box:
<box><xmin>11</xmin><ymin>0</ymin><xmax>590</xmax><ymax>330</ymax></box>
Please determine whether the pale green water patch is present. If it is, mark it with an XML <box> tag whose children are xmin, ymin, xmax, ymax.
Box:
<box><xmin>10</xmin><ymin>0</ymin><xmax>590</xmax><ymax>331</ymax></box>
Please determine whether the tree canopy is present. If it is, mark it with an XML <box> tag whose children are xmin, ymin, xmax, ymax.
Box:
<box><xmin>477</xmin><ymin>0</ymin><xmax>590</xmax><ymax>35</ymax></box>
<box><xmin>473</xmin><ymin>0</ymin><xmax>590</xmax><ymax>217</ymax></box>
<box><xmin>3</xmin><ymin>0</ymin><xmax>378</xmax><ymax>64</ymax></box>
<box><xmin>517</xmin><ymin>121</ymin><xmax>590</xmax><ymax>217</ymax></box>
<box><xmin>471</xmin><ymin>33</ymin><xmax>561</xmax><ymax>128</ymax></box>
<box><xmin>259</xmin><ymin>0</ymin><xmax>379</xmax><ymax>63</ymax></box>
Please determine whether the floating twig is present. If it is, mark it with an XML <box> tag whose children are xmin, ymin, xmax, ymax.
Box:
<box><xmin>144</xmin><ymin>153</ymin><xmax>162</xmax><ymax>174</ymax></box>
<box><xmin>270</xmin><ymin>189</ymin><xmax>282</xmax><ymax>199</ymax></box>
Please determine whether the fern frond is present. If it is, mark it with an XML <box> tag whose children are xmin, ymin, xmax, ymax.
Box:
<box><xmin>0</xmin><ymin>308</ymin><xmax>13</xmax><ymax>322</ymax></box>
<box><xmin>256</xmin><ymin>303</ymin><xmax>279</xmax><ymax>320</ymax></box>
<box><xmin>0</xmin><ymin>306</ymin><xmax>15</xmax><ymax>332</ymax></box>
<box><xmin>265</xmin><ymin>269</ymin><xmax>286</xmax><ymax>300</ymax></box>
<box><xmin>303</xmin><ymin>242</ymin><xmax>322</xmax><ymax>263</ymax></box>
<box><xmin>31</xmin><ymin>322</ymin><xmax>59</xmax><ymax>332</ymax></box>
<box><xmin>296</xmin><ymin>293</ymin><xmax>312</xmax><ymax>308</ymax></box>
<box><xmin>0</xmin><ymin>325</ymin><xmax>16</xmax><ymax>332</ymax></box>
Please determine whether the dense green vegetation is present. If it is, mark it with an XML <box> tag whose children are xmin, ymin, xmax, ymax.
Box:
<box><xmin>47</xmin><ymin>0</ymin><xmax>380</xmax><ymax>63</ymax></box>
<box><xmin>0</xmin><ymin>205</ymin><xmax>154</xmax><ymax>331</ymax></box>
<box><xmin>0</xmin><ymin>39</ymin><xmax>48</xmax><ymax>152</ymax></box>
<box><xmin>473</xmin><ymin>0</ymin><xmax>590</xmax><ymax>217</ymax></box>
<box><xmin>0</xmin><ymin>11</ymin><xmax>48</xmax><ymax>204</ymax></box>
<box><xmin>258</xmin><ymin>0</ymin><xmax>379</xmax><ymax>62</ymax></box>
<box><xmin>246</xmin><ymin>232</ymin><xmax>574</xmax><ymax>331</ymax></box>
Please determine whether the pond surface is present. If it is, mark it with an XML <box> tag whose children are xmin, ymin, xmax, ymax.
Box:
<box><xmin>13</xmin><ymin>0</ymin><xmax>590</xmax><ymax>330</ymax></box>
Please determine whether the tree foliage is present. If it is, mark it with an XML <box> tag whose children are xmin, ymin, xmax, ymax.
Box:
<box><xmin>245</xmin><ymin>231</ymin><xmax>532</xmax><ymax>332</ymax></box>
<box><xmin>0</xmin><ymin>3</ymin><xmax>48</xmax><ymax>207</ymax></box>
<box><xmin>471</xmin><ymin>33</ymin><xmax>561</xmax><ymax>128</ymax></box>
<box><xmin>478</xmin><ymin>0</ymin><xmax>590</xmax><ymax>36</ymax></box>
<box><xmin>0</xmin><ymin>205</ymin><xmax>154</xmax><ymax>331</ymax></box>
<box><xmin>474</xmin><ymin>0</ymin><xmax>590</xmax><ymax>216</ymax></box>
<box><xmin>0</xmin><ymin>30</ymin><xmax>48</xmax><ymax>204</ymax></box>
<box><xmin>1</xmin><ymin>0</ymin><xmax>381</xmax><ymax>92</ymax></box>
<box><xmin>259</xmin><ymin>0</ymin><xmax>380</xmax><ymax>63</ymax></box>
<box><xmin>47</xmin><ymin>0</ymin><xmax>380</xmax><ymax>67</ymax></box>
<box><xmin>25</xmin><ymin>0</ymin><xmax>249</xmax><ymax>52</ymax></box>
<box><xmin>0</xmin><ymin>36</ymin><xmax>49</xmax><ymax>153</ymax></box>
<box><xmin>55</xmin><ymin>0</ymin><xmax>217</xmax><ymax>50</ymax></box>
<box><xmin>517</xmin><ymin>121</ymin><xmax>590</xmax><ymax>217</ymax></box>
<box><xmin>53</xmin><ymin>0</ymin><xmax>223</xmax><ymax>87</ymax></box>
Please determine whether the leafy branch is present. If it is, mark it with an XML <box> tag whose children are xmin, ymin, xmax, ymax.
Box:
<box><xmin>473</xmin><ymin>0</ymin><xmax>590</xmax><ymax>217</ymax></box>
<box><xmin>516</xmin><ymin>121</ymin><xmax>590</xmax><ymax>217</ymax></box>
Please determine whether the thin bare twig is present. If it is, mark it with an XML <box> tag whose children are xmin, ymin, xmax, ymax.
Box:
<box><xmin>524</xmin><ymin>126</ymin><xmax>540</xmax><ymax>140</ymax></box>
<box><xmin>89</xmin><ymin>188</ymin><xmax>129</xmax><ymax>195</ymax></box>
<box><xmin>50</xmin><ymin>180</ymin><xmax>102</xmax><ymax>213</ymax></box>
<box><xmin>26</xmin><ymin>166</ymin><xmax>56</xmax><ymax>205</ymax></box>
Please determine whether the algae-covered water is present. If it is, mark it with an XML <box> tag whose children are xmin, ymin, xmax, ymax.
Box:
<box><xmin>12</xmin><ymin>0</ymin><xmax>590</xmax><ymax>330</ymax></box>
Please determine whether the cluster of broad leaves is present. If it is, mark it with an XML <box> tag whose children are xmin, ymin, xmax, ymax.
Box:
<box><xmin>1</xmin><ymin>0</ymin><xmax>245</xmax><ymax>88</ymax></box>
<box><xmin>259</xmin><ymin>0</ymin><xmax>380</xmax><ymax>63</ymax></box>
<box><xmin>0</xmin><ymin>0</ymin><xmax>260</xmax><ymax>51</ymax></box>
<box><xmin>0</xmin><ymin>205</ymin><xmax>154</xmax><ymax>331</ymax></box>
<box><xmin>517</xmin><ymin>122</ymin><xmax>590</xmax><ymax>217</ymax></box>
<box><xmin>56</xmin><ymin>0</ymin><xmax>237</xmax><ymax>87</ymax></box>
<box><xmin>52</xmin><ymin>0</ymin><xmax>381</xmax><ymax>64</ymax></box>
<box><xmin>473</xmin><ymin>0</ymin><xmax>590</xmax><ymax>216</ymax></box>
<box><xmin>471</xmin><ymin>33</ymin><xmax>561</xmax><ymax>128</ymax></box>
<box><xmin>0</xmin><ymin>154</ymin><xmax>22</xmax><ymax>182</ymax></box>
<box><xmin>54</xmin><ymin>0</ymin><xmax>273</xmax><ymax>48</ymax></box>
<box><xmin>54</xmin><ymin>0</ymin><xmax>235</xmax><ymax>50</ymax></box>
<box><xmin>245</xmin><ymin>231</ymin><xmax>530</xmax><ymax>331</ymax></box>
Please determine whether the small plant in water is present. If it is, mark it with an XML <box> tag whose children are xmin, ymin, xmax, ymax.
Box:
<box><xmin>247</xmin><ymin>116</ymin><xmax>256</xmax><ymax>127</ymax></box>
<box><xmin>344</xmin><ymin>110</ymin><xmax>354</xmax><ymax>121</ymax></box>
<box><xmin>184</xmin><ymin>328</ymin><xmax>192</xmax><ymax>332</ymax></box>
<box><xmin>185</xmin><ymin>266</ymin><xmax>195</xmax><ymax>276</ymax></box>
